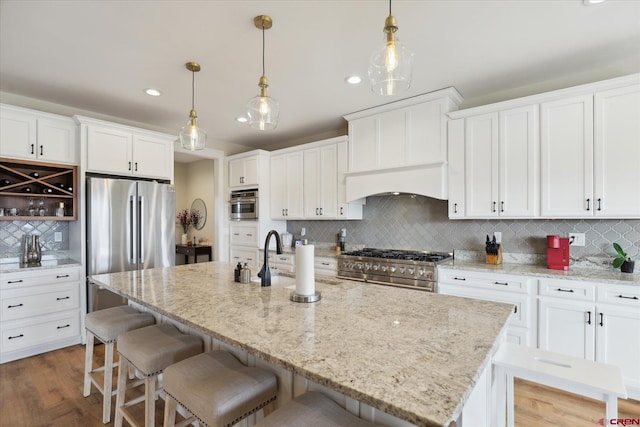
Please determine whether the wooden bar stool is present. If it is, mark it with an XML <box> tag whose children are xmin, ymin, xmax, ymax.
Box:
<box><xmin>254</xmin><ymin>391</ymin><xmax>381</xmax><ymax>426</ymax></box>
<box><xmin>493</xmin><ymin>343</ymin><xmax>628</xmax><ymax>427</ymax></box>
<box><xmin>83</xmin><ymin>305</ymin><xmax>155</xmax><ymax>423</ymax></box>
<box><xmin>163</xmin><ymin>350</ymin><xmax>278</xmax><ymax>427</ymax></box>
<box><xmin>114</xmin><ymin>323</ymin><xmax>203</xmax><ymax>427</ymax></box>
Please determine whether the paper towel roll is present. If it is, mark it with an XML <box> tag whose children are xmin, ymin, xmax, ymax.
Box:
<box><xmin>295</xmin><ymin>244</ymin><xmax>315</xmax><ymax>295</ymax></box>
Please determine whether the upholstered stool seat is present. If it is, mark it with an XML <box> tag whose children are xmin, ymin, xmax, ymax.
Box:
<box><xmin>163</xmin><ymin>350</ymin><xmax>278</xmax><ymax>427</ymax></box>
<box><xmin>114</xmin><ymin>323</ymin><xmax>203</xmax><ymax>427</ymax></box>
<box><xmin>255</xmin><ymin>391</ymin><xmax>380</xmax><ymax>427</ymax></box>
<box><xmin>83</xmin><ymin>305</ymin><xmax>155</xmax><ymax>423</ymax></box>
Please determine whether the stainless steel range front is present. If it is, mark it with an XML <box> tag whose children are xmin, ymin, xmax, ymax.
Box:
<box><xmin>337</xmin><ymin>248</ymin><xmax>453</xmax><ymax>292</ymax></box>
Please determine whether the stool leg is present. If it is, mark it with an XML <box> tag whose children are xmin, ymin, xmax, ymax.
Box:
<box><xmin>114</xmin><ymin>356</ymin><xmax>128</xmax><ymax>427</ymax></box>
<box><xmin>163</xmin><ymin>393</ymin><xmax>177</xmax><ymax>427</ymax></box>
<box><xmin>102</xmin><ymin>342</ymin><xmax>115</xmax><ymax>423</ymax></box>
<box><xmin>506</xmin><ymin>373</ymin><xmax>515</xmax><ymax>427</ymax></box>
<box><xmin>605</xmin><ymin>394</ymin><xmax>618</xmax><ymax>422</ymax></box>
<box><xmin>83</xmin><ymin>331</ymin><xmax>95</xmax><ymax>397</ymax></box>
<box><xmin>144</xmin><ymin>375</ymin><xmax>157</xmax><ymax>427</ymax></box>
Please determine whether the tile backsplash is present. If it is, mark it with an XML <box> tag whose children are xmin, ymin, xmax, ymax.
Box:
<box><xmin>0</xmin><ymin>220</ymin><xmax>70</xmax><ymax>258</ymax></box>
<box><xmin>287</xmin><ymin>195</ymin><xmax>640</xmax><ymax>260</ymax></box>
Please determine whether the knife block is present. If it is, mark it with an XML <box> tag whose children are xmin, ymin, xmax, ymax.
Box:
<box><xmin>486</xmin><ymin>244</ymin><xmax>502</xmax><ymax>265</ymax></box>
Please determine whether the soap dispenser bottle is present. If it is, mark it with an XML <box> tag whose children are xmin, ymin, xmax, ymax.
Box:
<box><xmin>234</xmin><ymin>262</ymin><xmax>242</xmax><ymax>282</ymax></box>
<box><xmin>240</xmin><ymin>263</ymin><xmax>251</xmax><ymax>284</ymax></box>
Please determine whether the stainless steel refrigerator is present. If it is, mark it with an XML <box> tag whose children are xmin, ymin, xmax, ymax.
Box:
<box><xmin>86</xmin><ymin>176</ymin><xmax>175</xmax><ymax>312</ymax></box>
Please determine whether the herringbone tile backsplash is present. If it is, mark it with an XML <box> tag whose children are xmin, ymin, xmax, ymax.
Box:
<box><xmin>287</xmin><ymin>195</ymin><xmax>640</xmax><ymax>259</ymax></box>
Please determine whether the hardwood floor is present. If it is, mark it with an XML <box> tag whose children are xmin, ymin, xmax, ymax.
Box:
<box><xmin>1</xmin><ymin>345</ymin><xmax>638</xmax><ymax>426</ymax></box>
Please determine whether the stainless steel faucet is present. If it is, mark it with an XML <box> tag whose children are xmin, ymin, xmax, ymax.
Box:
<box><xmin>258</xmin><ymin>230</ymin><xmax>283</xmax><ymax>287</ymax></box>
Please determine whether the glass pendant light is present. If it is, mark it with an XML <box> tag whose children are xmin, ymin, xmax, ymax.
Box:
<box><xmin>247</xmin><ymin>15</ymin><xmax>279</xmax><ymax>131</ymax></box>
<box><xmin>179</xmin><ymin>62</ymin><xmax>206</xmax><ymax>150</ymax></box>
<box><xmin>368</xmin><ymin>0</ymin><xmax>415</xmax><ymax>96</ymax></box>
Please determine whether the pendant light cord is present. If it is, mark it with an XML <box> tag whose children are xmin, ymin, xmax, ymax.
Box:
<box><xmin>191</xmin><ymin>71</ymin><xmax>195</xmax><ymax>110</ymax></box>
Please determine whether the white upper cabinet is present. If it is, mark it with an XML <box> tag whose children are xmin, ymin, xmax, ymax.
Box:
<box><xmin>337</xmin><ymin>140</ymin><xmax>364</xmax><ymax>219</ymax></box>
<box><xmin>594</xmin><ymin>84</ymin><xmax>640</xmax><ymax>217</ymax></box>
<box><xmin>303</xmin><ymin>144</ymin><xmax>338</xmax><ymax>219</ymax></box>
<box><xmin>0</xmin><ymin>104</ymin><xmax>77</xmax><ymax>165</ymax></box>
<box><xmin>540</xmin><ymin>95</ymin><xmax>594</xmax><ymax>217</ymax></box>
<box><xmin>83</xmin><ymin>121</ymin><xmax>174</xmax><ymax>181</ymax></box>
<box><xmin>270</xmin><ymin>151</ymin><xmax>304</xmax><ymax>219</ymax></box>
<box><xmin>447</xmin><ymin>119</ymin><xmax>465</xmax><ymax>218</ymax></box>
<box><xmin>463</xmin><ymin>105</ymin><xmax>538</xmax><ymax>218</ymax></box>
<box><xmin>541</xmin><ymin>82</ymin><xmax>640</xmax><ymax>218</ymax></box>
<box><xmin>229</xmin><ymin>156</ymin><xmax>259</xmax><ymax>188</ymax></box>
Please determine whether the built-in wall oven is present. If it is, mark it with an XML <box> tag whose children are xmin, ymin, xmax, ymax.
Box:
<box><xmin>230</xmin><ymin>189</ymin><xmax>258</xmax><ymax>220</ymax></box>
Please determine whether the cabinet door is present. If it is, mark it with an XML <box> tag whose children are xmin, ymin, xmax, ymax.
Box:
<box><xmin>596</xmin><ymin>304</ymin><xmax>640</xmax><ymax>396</ymax></box>
<box><xmin>538</xmin><ymin>298</ymin><xmax>595</xmax><ymax>360</ymax></box>
<box><xmin>270</xmin><ymin>155</ymin><xmax>287</xmax><ymax>219</ymax></box>
<box><xmin>540</xmin><ymin>95</ymin><xmax>594</xmax><ymax>217</ymax></box>
<box><xmin>348</xmin><ymin>116</ymin><xmax>377</xmax><ymax>173</ymax></box>
<box><xmin>319</xmin><ymin>144</ymin><xmax>338</xmax><ymax>218</ymax></box>
<box><xmin>86</xmin><ymin>126</ymin><xmax>133</xmax><ymax>175</ymax></box>
<box><xmin>336</xmin><ymin>140</ymin><xmax>364</xmax><ymax>219</ymax></box>
<box><xmin>303</xmin><ymin>148</ymin><xmax>320</xmax><ymax>218</ymax></box>
<box><xmin>594</xmin><ymin>85</ymin><xmax>640</xmax><ymax>217</ymax></box>
<box><xmin>465</xmin><ymin>113</ymin><xmax>498</xmax><ymax>217</ymax></box>
<box><xmin>242</xmin><ymin>157</ymin><xmax>259</xmax><ymax>187</ymax></box>
<box><xmin>0</xmin><ymin>108</ymin><xmax>37</xmax><ymax>160</ymax></box>
<box><xmin>230</xmin><ymin>247</ymin><xmax>258</xmax><ymax>269</ymax></box>
<box><xmin>132</xmin><ymin>134</ymin><xmax>172</xmax><ymax>180</ymax></box>
<box><xmin>447</xmin><ymin>118</ymin><xmax>465</xmax><ymax>218</ymax></box>
<box><xmin>229</xmin><ymin>158</ymin><xmax>244</xmax><ymax>187</ymax></box>
<box><xmin>36</xmin><ymin>117</ymin><xmax>77</xmax><ymax>164</ymax></box>
<box><xmin>498</xmin><ymin>105</ymin><xmax>538</xmax><ymax>217</ymax></box>
<box><xmin>286</xmin><ymin>152</ymin><xmax>304</xmax><ymax>219</ymax></box>
<box><xmin>229</xmin><ymin>157</ymin><xmax>259</xmax><ymax>188</ymax></box>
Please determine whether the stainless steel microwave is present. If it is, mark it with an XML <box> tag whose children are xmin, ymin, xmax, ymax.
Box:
<box><xmin>230</xmin><ymin>189</ymin><xmax>258</xmax><ymax>220</ymax></box>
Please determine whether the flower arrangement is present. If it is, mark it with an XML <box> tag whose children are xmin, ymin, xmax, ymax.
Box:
<box><xmin>176</xmin><ymin>208</ymin><xmax>191</xmax><ymax>234</ymax></box>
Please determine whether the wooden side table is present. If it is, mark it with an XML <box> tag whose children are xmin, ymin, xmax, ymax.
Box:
<box><xmin>176</xmin><ymin>244</ymin><xmax>212</xmax><ymax>264</ymax></box>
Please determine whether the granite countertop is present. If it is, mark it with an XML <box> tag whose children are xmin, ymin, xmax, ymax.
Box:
<box><xmin>439</xmin><ymin>259</ymin><xmax>640</xmax><ymax>286</ymax></box>
<box><xmin>0</xmin><ymin>258</ymin><xmax>81</xmax><ymax>274</ymax></box>
<box><xmin>89</xmin><ymin>261</ymin><xmax>513</xmax><ymax>427</ymax></box>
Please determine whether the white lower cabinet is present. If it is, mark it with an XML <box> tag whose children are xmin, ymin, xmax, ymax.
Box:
<box><xmin>538</xmin><ymin>278</ymin><xmax>640</xmax><ymax>399</ymax></box>
<box><xmin>230</xmin><ymin>247</ymin><xmax>258</xmax><ymax>270</ymax></box>
<box><xmin>0</xmin><ymin>266</ymin><xmax>82</xmax><ymax>363</ymax></box>
<box><xmin>259</xmin><ymin>251</ymin><xmax>295</xmax><ymax>274</ymax></box>
<box><xmin>437</xmin><ymin>269</ymin><xmax>538</xmax><ymax>347</ymax></box>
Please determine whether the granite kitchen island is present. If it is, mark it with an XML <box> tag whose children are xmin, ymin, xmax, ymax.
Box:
<box><xmin>89</xmin><ymin>262</ymin><xmax>513</xmax><ymax>427</ymax></box>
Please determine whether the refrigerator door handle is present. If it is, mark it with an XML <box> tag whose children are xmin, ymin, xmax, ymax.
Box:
<box><xmin>129</xmin><ymin>196</ymin><xmax>135</xmax><ymax>264</ymax></box>
<box><xmin>138</xmin><ymin>196</ymin><xmax>144</xmax><ymax>263</ymax></box>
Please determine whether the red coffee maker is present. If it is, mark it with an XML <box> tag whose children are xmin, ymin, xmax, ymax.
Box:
<box><xmin>547</xmin><ymin>235</ymin><xmax>570</xmax><ymax>271</ymax></box>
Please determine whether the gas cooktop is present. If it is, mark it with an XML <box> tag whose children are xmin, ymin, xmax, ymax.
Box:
<box><xmin>337</xmin><ymin>248</ymin><xmax>453</xmax><ymax>292</ymax></box>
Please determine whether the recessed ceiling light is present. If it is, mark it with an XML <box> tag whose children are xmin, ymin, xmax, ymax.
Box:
<box><xmin>143</xmin><ymin>88</ymin><xmax>162</xmax><ymax>97</ymax></box>
<box><xmin>392</xmin><ymin>192</ymin><xmax>400</xmax><ymax>195</ymax></box>
<box><xmin>235</xmin><ymin>116</ymin><xmax>248</xmax><ymax>123</ymax></box>
<box><xmin>583</xmin><ymin>0</ymin><xmax>607</xmax><ymax>5</ymax></box>
<box><xmin>344</xmin><ymin>75</ymin><xmax>362</xmax><ymax>85</ymax></box>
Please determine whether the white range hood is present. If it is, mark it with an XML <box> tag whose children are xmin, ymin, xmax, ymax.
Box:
<box><xmin>342</xmin><ymin>88</ymin><xmax>462</xmax><ymax>203</ymax></box>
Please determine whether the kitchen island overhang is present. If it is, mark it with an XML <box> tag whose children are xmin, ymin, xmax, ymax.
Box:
<box><xmin>88</xmin><ymin>262</ymin><xmax>513</xmax><ymax>427</ymax></box>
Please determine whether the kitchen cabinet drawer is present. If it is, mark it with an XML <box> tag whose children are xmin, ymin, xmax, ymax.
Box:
<box><xmin>260</xmin><ymin>252</ymin><xmax>294</xmax><ymax>265</ymax></box>
<box><xmin>1</xmin><ymin>310</ymin><xmax>79</xmax><ymax>353</ymax></box>
<box><xmin>1</xmin><ymin>266</ymin><xmax>80</xmax><ymax>288</ymax></box>
<box><xmin>539</xmin><ymin>278</ymin><xmax>596</xmax><ymax>301</ymax></box>
<box><xmin>315</xmin><ymin>257</ymin><xmax>337</xmax><ymax>276</ymax></box>
<box><xmin>598</xmin><ymin>284</ymin><xmax>640</xmax><ymax>307</ymax></box>
<box><xmin>1</xmin><ymin>282</ymin><xmax>79</xmax><ymax>321</ymax></box>
<box><xmin>438</xmin><ymin>269</ymin><xmax>534</xmax><ymax>294</ymax></box>
<box><xmin>230</xmin><ymin>223</ymin><xmax>259</xmax><ymax>247</ymax></box>
<box><xmin>230</xmin><ymin>247</ymin><xmax>258</xmax><ymax>269</ymax></box>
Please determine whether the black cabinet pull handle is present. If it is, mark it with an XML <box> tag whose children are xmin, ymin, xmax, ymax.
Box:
<box><xmin>500</xmin><ymin>201</ymin><xmax>504</xmax><ymax>212</ymax></box>
<box><xmin>56</xmin><ymin>324</ymin><xmax>70</xmax><ymax>329</ymax></box>
<box><xmin>454</xmin><ymin>203</ymin><xmax>458</xmax><ymax>214</ymax></box>
<box><xmin>56</xmin><ymin>296</ymin><xmax>70</xmax><ymax>301</ymax></box>
<box><xmin>8</xmin><ymin>334</ymin><xmax>24</xmax><ymax>340</ymax></box>
<box><xmin>494</xmin><ymin>281</ymin><xmax>509</xmax><ymax>286</ymax></box>
<box><xmin>128</xmin><ymin>161</ymin><xmax>132</xmax><ymax>171</ymax></box>
<box><xmin>316</xmin><ymin>208</ymin><xmax>319</xmax><ymax>215</ymax></box>
<box><xmin>586</xmin><ymin>198</ymin><xmax>590</xmax><ymax>211</ymax></box>
<box><xmin>40</xmin><ymin>145</ymin><xmax>43</xmax><ymax>156</ymax></box>
<box><xmin>492</xmin><ymin>201</ymin><xmax>497</xmax><ymax>212</ymax></box>
<box><xmin>320</xmin><ymin>208</ymin><xmax>323</xmax><ymax>215</ymax></box>
<box><xmin>8</xmin><ymin>280</ymin><xmax>23</xmax><ymax>284</ymax></box>
<box><xmin>597</xmin><ymin>198</ymin><xmax>602</xmax><ymax>211</ymax></box>
<box><xmin>321</xmin><ymin>262</ymin><xmax>330</xmax><ymax>266</ymax></box>
<box><xmin>56</xmin><ymin>274</ymin><xmax>70</xmax><ymax>279</ymax></box>
<box><xmin>285</xmin><ymin>209</ymin><xmax>288</xmax><ymax>216</ymax></box>
<box><xmin>514</xmin><ymin>306</ymin><xmax>518</xmax><ymax>314</ymax></box>
<box><xmin>135</xmin><ymin>162</ymin><xmax>138</xmax><ymax>172</ymax></box>
<box><xmin>340</xmin><ymin>207</ymin><xmax>344</xmax><ymax>215</ymax></box>
<box><xmin>599</xmin><ymin>313</ymin><xmax>604</xmax><ymax>327</ymax></box>
<box><xmin>453</xmin><ymin>277</ymin><xmax>466</xmax><ymax>281</ymax></box>
<box><xmin>556</xmin><ymin>288</ymin><xmax>574</xmax><ymax>293</ymax></box>
<box><xmin>8</xmin><ymin>303</ymin><xmax>24</xmax><ymax>309</ymax></box>
<box><xmin>618</xmin><ymin>294</ymin><xmax>639</xmax><ymax>300</ymax></box>
<box><xmin>587</xmin><ymin>311</ymin><xmax>591</xmax><ymax>325</ymax></box>
<box><xmin>30</xmin><ymin>144</ymin><xmax>35</xmax><ymax>154</ymax></box>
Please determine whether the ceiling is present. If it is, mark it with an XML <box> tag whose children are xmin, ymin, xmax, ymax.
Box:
<box><xmin>1</xmin><ymin>0</ymin><xmax>639</xmax><ymax>154</ymax></box>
